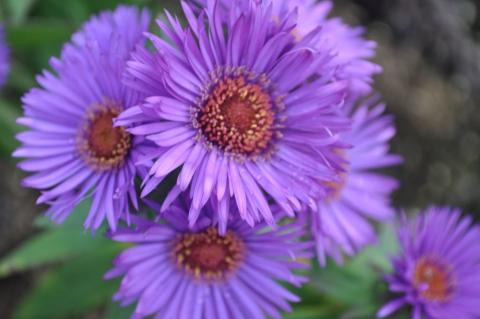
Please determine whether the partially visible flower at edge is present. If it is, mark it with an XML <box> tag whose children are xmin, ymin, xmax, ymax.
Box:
<box><xmin>378</xmin><ymin>207</ymin><xmax>480</xmax><ymax>319</ymax></box>
<box><xmin>312</xmin><ymin>97</ymin><xmax>402</xmax><ymax>266</ymax></box>
<box><xmin>0</xmin><ymin>25</ymin><xmax>10</xmax><ymax>87</ymax></box>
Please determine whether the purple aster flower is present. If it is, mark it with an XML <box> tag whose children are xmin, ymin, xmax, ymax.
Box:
<box><xmin>189</xmin><ymin>0</ymin><xmax>381</xmax><ymax>97</ymax></box>
<box><xmin>378</xmin><ymin>207</ymin><xmax>480</xmax><ymax>319</ymax></box>
<box><xmin>105</xmin><ymin>200</ymin><xmax>312</xmax><ymax>319</ymax></box>
<box><xmin>13</xmin><ymin>6</ymin><xmax>151</xmax><ymax>231</ymax></box>
<box><xmin>312</xmin><ymin>98</ymin><xmax>402</xmax><ymax>266</ymax></box>
<box><xmin>0</xmin><ymin>25</ymin><xmax>9</xmax><ymax>87</ymax></box>
<box><xmin>117</xmin><ymin>0</ymin><xmax>350</xmax><ymax>230</ymax></box>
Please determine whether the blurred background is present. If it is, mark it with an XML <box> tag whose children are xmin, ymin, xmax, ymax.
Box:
<box><xmin>0</xmin><ymin>0</ymin><xmax>479</xmax><ymax>318</ymax></box>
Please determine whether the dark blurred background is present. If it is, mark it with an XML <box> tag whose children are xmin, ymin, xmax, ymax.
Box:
<box><xmin>0</xmin><ymin>0</ymin><xmax>479</xmax><ymax>318</ymax></box>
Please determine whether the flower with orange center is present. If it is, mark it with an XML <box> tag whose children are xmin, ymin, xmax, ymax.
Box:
<box><xmin>174</xmin><ymin>227</ymin><xmax>244</xmax><ymax>280</ymax></box>
<box><xmin>14</xmin><ymin>6</ymin><xmax>150</xmax><ymax>230</ymax></box>
<box><xmin>379</xmin><ymin>207</ymin><xmax>480</xmax><ymax>319</ymax></box>
<box><xmin>78</xmin><ymin>102</ymin><xmax>131</xmax><ymax>171</ymax></box>
<box><xmin>106</xmin><ymin>201</ymin><xmax>312</xmax><ymax>319</ymax></box>
<box><xmin>117</xmin><ymin>0</ymin><xmax>350</xmax><ymax>229</ymax></box>
<box><xmin>197</xmin><ymin>75</ymin><xmax>275</xmax><ymax>158</ymax></box>
<box><xmin>413</xmin><ymin>257</ymin><xmax>453</xmax><ymax>302</ymax></box>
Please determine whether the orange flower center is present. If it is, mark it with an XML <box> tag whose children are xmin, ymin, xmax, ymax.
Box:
<box><xmin>323</xmin><ymin>149</ymin><xmax>349</xmax><ymax>201</ymax></box>
<box><xmin>197</xmin><ymin>75</ymin><xmax>275</xmax><ymax>157</ymax></box>
<box><xmin>413</xmin><ymin>257</ymin><xmax>453</xmax><ymax>301</ymax></box>
<box><xmin>78</xmin><ymin>102</ymin><xmax>131</xmax><ymax>171</ymax></box>
<box><xmin>323</xmin><ymin>172</ymin><xmax>348</xmax><ymax>201</ymax></box>
<box><xmin>173</xmin><ymin>227</ymin><xmax>244</xmax><ymax>280</ymax></box>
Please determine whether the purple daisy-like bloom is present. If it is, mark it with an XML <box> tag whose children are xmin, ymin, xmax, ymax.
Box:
<box><xmin>0</xmin><ymin>25</ymin><xmax>9</xmax><ymax>87</ymax></box>
<box><xmin>13</xmin><ymin>6</ymin><xmax>150</xmax><ymax>231</ymax></box>
<box><xmin>105</xmin><ymin>200</ymin><xmax>312</xmax><ymax>319</ymax></box>
<box><xmin>117</xmin><ymin>0</ymin><xmax>350</xmax><ymax>230</ymax></box>
<box><xmin>297</xmin><ymin>0</ymin><xmax>381</xmax><ymax>97</ymax></box>
<box><xmin>312</xmin><ymin>99</ymin><xmax>402</xmax><ymax>266</ymax></box>
<box><xmin>189</xmin><ymin>0</ymin><xmax>381</xmax><ymax>97</ymax></box>
<box><xmin>378</xmin><ymin>207</ymin><xmax>480</xmax><ymax>319</ymax></box>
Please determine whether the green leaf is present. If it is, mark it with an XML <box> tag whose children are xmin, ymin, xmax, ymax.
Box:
<box><xmin>103</xmin><ymin>302</ymin><xmax>134</xmax><ymax>319</ymax></box>
<box><xmin>0</xmin><ymin>98</ymin><xmax>21</xmax><ymax>156</ymax></box>
<box><xmin>7</xmin><ymin>22</ymin><xmax>72</xmax><ymax>48</ymax></box>
<box><xmin>7</xmin><ymin>61</ymin><xmax>36</xmax><ymax>93</ymax></box>
<box><xmin>6</xmin><ymin>0</ymin><xmax>37</xmax><ymax>25</ymax></box>
<box><xmin>2</xmin><ymin>199</ymin><xmax>127</xmax><ymax>318</ymax></box>
<box><xmin>284</xmin><ymin>306</ymin><xmax>341</xmax><ymax>319</ymax></box>
<box><xmin>308</xmin><ymin>223</ymin><xmax>398</xmax><ymax>317</ymax></box>
<box><xmin>0</xmin><ymin>201</ymin><xmax>102</xmax><ymax>277</ymax></box>
<box><xmin>13</xmin><ymin>243</ymin><xmax>122</xmax><ymax>319</ymax></box>
<box><xmin>7</xmin><ymin>22</ymin><xmax>73</xmax><ymax>70</ymax></box>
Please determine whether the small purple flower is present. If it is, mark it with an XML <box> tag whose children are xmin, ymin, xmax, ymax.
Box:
<box><xmin>312</xmin><ymin>99</ymin><xmax>402</xmax><ymax>265</ymax></box>
<box><xmin>117</xmin><ymin>0</ymin><xmax>350</xmax><ymax>230</ymax></box>
<box><xmin>105</xmin><ymin>200</ymin><xmax>312</xmax><ymax>319</ymax></box>
<box><xmin>189</xmin><ymin>0</ymin><xmax>381</xmax><ymax>97</ymax></box>
<box><xmin>13</xmin><ymin>6</ymin><xmax>151</xmax><ymax>231</ymax></box>
<box><xmin>0</xmin><ymin>25</ymin><xmax>9</xmax><ymax>87</ymax></box>
<box><xmin>378</xmin><ymin>207</ymin><xmax>480</xmax><ymax>319</ymax></box>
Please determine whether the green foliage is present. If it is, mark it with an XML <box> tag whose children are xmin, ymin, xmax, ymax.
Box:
<box><xmin>0</xmin><ymin>98</ymin><xmax>21</xmax><ymax>156</ymax></box>
<box><xmin>13</xmin><ymin>246</ymin><xmax>121</xmax><ymax>319</ymax></box>
<box><xmin>103</xmin><ymin>302</ymin><xmax>135</xmax><ymax>319</ymax></box>
<box><xmin>4</xmin><ymin>0</ymin><xmax>38</xmax><ymax>25</ymax></box>
<box><xmin>294</xmin><ymin>224</ymin><xmax>399</xmax><ymax>319</ymax></box>
<box><xmin>0</xmin><ymin>201</ymin><xmax>127</xmax><ymax>319</ymax></box>
<box><xmin>0</xmin><ymin>201</ymin><xmax>101</xmax><ymax>277</ymax></box>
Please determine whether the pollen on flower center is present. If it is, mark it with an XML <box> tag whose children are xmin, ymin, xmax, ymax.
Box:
<box><xmin>78</xmin><ymin>101</ymin><xmax>131</xmax><ymax>171</ymax></box>
<box><xmin>174</xmin><ymin>227</ymin><xmax>244</xmax><ymax>280</ymax></box>
<box><xmin>413</xmin><ymin>257</ymin><xmax>453</xmax><ymax>301</ymax></box>
<box><xmin>197</xmin><ymin>75</ymin><xmax>275</xmax><ymax>157</ymax></box>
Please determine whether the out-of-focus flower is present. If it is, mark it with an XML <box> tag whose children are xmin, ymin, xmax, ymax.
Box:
<box><xmin>106</xmin><ymin>199</ymin><xmax>312</xmax><ymax>319</ymax></box>
<box><xmin>117</xmin><ymin>0</ymin><xmax>349</xmax><ymax>231</ymax></box>
<box><xmin>13</xmin><ymin>6</ymin><xmax>150</xmax><ymax>231</ymax></box>
<box><xmin>312</xmin><ymin>98</ymin><xmax>402</xmax><ymax>265</ymax></box>
<box><xmin>0</xmin><ymin>25</ymin><xmax>9</xmax><ymax>87</ymax></box>
<box><xmin>378</xmin><ymin>207</ymin><xmax>480</xmax><ymax>319</ymax></box>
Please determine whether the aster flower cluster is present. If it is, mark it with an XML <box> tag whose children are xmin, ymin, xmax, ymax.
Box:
<box><xmin>11</xmin><ymin>1</ymin><xmax>480</xmax><ymax>319</ymax></box>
